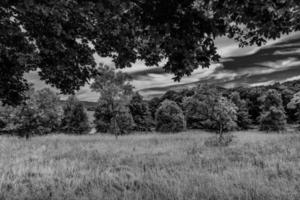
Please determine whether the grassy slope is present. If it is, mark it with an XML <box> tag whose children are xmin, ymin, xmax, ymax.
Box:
<box><xmin>0</xmin><ymin>131</ymin><xmax>299</xmax><ymax>200</ymax></box>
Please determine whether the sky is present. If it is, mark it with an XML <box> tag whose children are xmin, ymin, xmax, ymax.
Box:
<box><xmin>26</xmin><ymin>31</ymin><xmax>300</xmax><ymax>102</ymax></box>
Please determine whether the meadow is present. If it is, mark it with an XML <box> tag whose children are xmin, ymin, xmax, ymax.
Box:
<box><xmin>0</xmin><ymin>130</ymin><xmax>299</xmax><ymax>200</ymax></box>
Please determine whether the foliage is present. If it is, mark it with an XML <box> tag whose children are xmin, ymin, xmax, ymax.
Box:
<box><xmin>114</xmin><ymin>105</ymin><xmax>135</xmax><ymax>135</ymax></box>
<box><xmin>183</xmin><ymin>97</ymin><xmax>206</xmax><ymax>129</ymax></box>
<box><xmin>259</xmin><ymin>89</ymin><xmax>287</xmax><ymax>132</ymax></box>
<box><xmin>240</xmin><ymin>87</ymin><xmax>264</xmax><ymax>124</ymax></box>
<box><xmin>94</xmin><ymin>97</ymin><xmax>135</xmax><ymax>135</ymax></box>
<box><xmin>155</xmin><ymin>100</ymin><xmax>186</xmax><ymax>133</ymax></box>
<box><xmin>13</xmin><ymin>88</ymin><xmax>62</xmax><ymax>136</ymax></box>
<box><xmin>230</xmin><ymin>92</ymin><xmax>252</xmax><ymax>130</ymax></box>
<box><xmin>185</xmin><ymin>85</ymin><xmax>237</xmax><ymax>136</ymax></box>
<box><xmin>94</xmin><ymin>99</ymin><xmax>112</xmax><ymax>133</ymax></box>
<box><xmin>1</xmin><ymin>0</ymin><xmax>300</xmax><ymax>105</ymax></box>
<box><xmin>288</xmin><ymin>91</ymin><xmax>300</xmax><ymax>124</ymax></box>
<box><xmin>0</xmin><ymin>104</ymin><xmax>14</xmax><ymax>130</ymax></box>
<box><xmin>129</xmin><ymin>92</ymin><xmax>152</xmax><ymax>131</ymax></box>
<box><xmin>92</xmin><ymin>65</ymin><xmax>134</xmax><ymax>136</ymax></box>
<box><xmin>61</xmin><ymin>96</ymin><xmax>90</xmax><ymax>134</ymax></box>
<box><xmin>148</xmin><ymin>97</ymin><xmax>161</xmax><ymax>119</ymax></box>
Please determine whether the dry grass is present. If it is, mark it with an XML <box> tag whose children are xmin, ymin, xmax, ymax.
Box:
<box><xmin>0</xmin><ymin>130</ymin><xmax>299</xmax><ymax>200</ymax></box>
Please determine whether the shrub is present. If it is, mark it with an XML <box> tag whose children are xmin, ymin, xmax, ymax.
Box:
<box><xmin>155</xmin><ymin>100</ymin><xmax>186</xmax><ymax>133</ymax></box>
<box><xmin>61</xmin><ymin>96</ymin><xmax>90</xmax><ymax>134</ymax></box>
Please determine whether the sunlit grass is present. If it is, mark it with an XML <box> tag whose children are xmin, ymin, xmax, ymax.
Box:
<box><xmin>0</xmin><ymin>130</ymin><xmax>299</xmax><ymax>200</ymax></box>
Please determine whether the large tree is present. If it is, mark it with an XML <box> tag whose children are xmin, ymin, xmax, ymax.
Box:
<box><xmin>1</xmin><ymin>0</ymin><xmax>299</xmax><ymax>105</ymax></box>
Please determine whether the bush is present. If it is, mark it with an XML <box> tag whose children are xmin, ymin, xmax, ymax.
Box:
<box><xmin>61</xmin><ymin>96</ymin><xmax>90</xmax><ymax>134</ymax></box>
<box><xmin>155</xmin><ymin>100</ymin><xmax>186</xmax><ymax>133</ymax></box>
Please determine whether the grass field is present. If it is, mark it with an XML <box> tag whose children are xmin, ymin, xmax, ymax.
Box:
<box><xmin>0</xmin><ymin>130</ymin><xmax>299</xmax><ymax>200</ymax></box>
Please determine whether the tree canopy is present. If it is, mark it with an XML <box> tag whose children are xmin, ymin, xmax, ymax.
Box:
<box><xmin>1</xmin><ymin>0</ymin><xmax>300</xmax><ymax>105</ymax></box>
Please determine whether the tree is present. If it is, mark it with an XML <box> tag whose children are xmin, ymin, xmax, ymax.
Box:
<box><xmin>182</xmin><ymin>96</ymin><xmax>206</xmax><ymax>129</ymax></box>
<box><xmin>1</xmin><ymin>0</ymin><xmax>299</xmax><ymax>105</ymax></box>
<box><xmin>271</xmin><ymin>83</ymin><xmax>296</xmax><ymax>123</ymax></box>
<box><xmin>287</xmin><ymin>91</ymin><xmax>300</xmax><ymax>125</ymax></box>
<box><xmin>230</xmin><ymin>92</ymin><xmax>252</xmax><ymax>130</ymax></box>
<box><xmin>210</xmin><ymin>97</ymin><xmax>238</xmax><ymax>139</ymax></box>
<box><xmin>33</xmin><ymin>88</ymin><xmax>62</xmax><ymax>132</ymax></box>
<box><xmin>129</xmin><ymin>92</ymin><xmax>152</xmax><ymax>131</ymax></box>
<box><xmin>155</xmin><ymin>100</ymin><xmax>186</xmax><ymax>133</ymax></box>
<box><xmin>92</xmin><ymin>65</ymin><xmax>134</xmax><ymax>137</ymax></box>
<box><xmin>93</xmin><ymin>99</ymin><xmax>113</xmax><ymax>133</ymax></box>
<box><xmin>13</xmin><ymin>87</ymin><xmax>62</xmax><ymax>137</ymax></box>
<box><xmin>186</xmin><ymin>85</ymin><xmax>237</xmax><ymax>138</ymax></box>
<box><xmin>148</xmin><ymin>97</ymin><xmax>161</xmax><ymax>120</ymax></box>
<box><xmin>61</xmin><ymin>96</ymin><xmax>90</xmax><ymax>134</ymax></box>
<box><xmin>242</xmin><ymin>87</ymin><xmax>264</xmax><ymax>124</ymax></box>
<box><xmin>0</xmin><ymin>104</ymin><xmax>14</xmax><ymax>130</ymax></box>
<box><xmin>259</xmin><ymin>89</ymin><xmax>287</xmax><ymax>132</ymax></box>
<box><xmin>115</xmin><ymin>105</ymin><xmax>135</xmax><ymax>135</ymax></box>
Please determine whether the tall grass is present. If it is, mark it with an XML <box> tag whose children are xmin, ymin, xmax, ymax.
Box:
<box><xmin>0</xmin><ymin>130</ymin><xmax>299</xmax><ymax>200</ymax></box>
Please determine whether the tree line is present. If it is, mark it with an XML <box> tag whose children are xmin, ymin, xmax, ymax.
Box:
<box><xmin>1</xmin><ymin>67</ymin><xmax>300</xmax><ymax>139</ymax></box>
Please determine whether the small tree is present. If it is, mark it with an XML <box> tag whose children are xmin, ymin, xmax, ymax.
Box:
<box><xmin>92</xmin><ymin>65</ymin><xmax>134</xmax><ymax>137</ymax></box>
<box><xmin>259</xmin><ymin>89</ymin><xmax>287</xmax><ymax>132</ymax></box>
<box><xmin>129</xmin><ymin>92</ymin><xmax>152</xmax><ymax>131</ymax></box>
<box><xmin>211</xmin><ymin>97</ymin><xmax>238</xmax><ymax>138</ymax></box>
<box><xmin>155</xmin><ymin>100</ymin><xmax>186</xmax><ymax>133</ymax></box>
<box><xmin>230</xmin><ymin>92</ymin><xmax>252</xmax><ymax>130</ymax></box>
<box><xmin>61</xmin><ymin>96</ymin><xmax>90</xmax><ymax>134</ymax></box>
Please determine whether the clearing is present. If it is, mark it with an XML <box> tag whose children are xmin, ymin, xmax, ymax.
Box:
<box><xmin>0</xmin><ymin>130</ymin><xmax>299</xmax><ymax>200</ymax></box>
